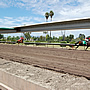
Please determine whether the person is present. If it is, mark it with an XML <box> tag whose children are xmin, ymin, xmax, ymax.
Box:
<box><xmin>85</xmin><ymin>38</ymin><xmax>88</xmax><ymax>42</ymax></box>
<box><xmin>86</xmin><ymin>37</ymin><xmax>90</xmax><ymax>41</ymax></box>
<box><xmin>17</xmin><ymin>37</ymin><xmax>24</xmax><ymax>45</ymax></box>
<box><xmin>20</xmin><ymin>37</ymin><xmax>24</xmax><ymax>43</ymax></box>
<box><xmin>82</xmin><ymin>40</ymin><xmax>86</xmax><ymax>45</ymax></box>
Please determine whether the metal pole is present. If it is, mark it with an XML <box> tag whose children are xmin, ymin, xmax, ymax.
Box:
<box><xmin>50</xmin><ymin>31</ymin><xmax>51</xmax><ymax>43</ymax></box>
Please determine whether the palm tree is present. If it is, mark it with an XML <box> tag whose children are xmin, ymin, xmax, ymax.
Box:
<box><xmin>45</xmin><ymin>12</ymin><xmax>49</xmax><ymax>22</ymax></box>
<box><xmin>43</xmin><ymin>31</ymin><xmax>48</xmax><ymax>41</ymax></box>
<box><xmin>23</xmin><ymin>32</ymin><xmax>31</xmax><ymax>40</ymax></box>
<box><xmin>49</xmin><ymin>10</ymin><xmax>54</xmax><ymax>42</ymax></box>
<box><xmin>50</xmin><ymin>10</ymin><xmax>54</xmax><ymax>21</ymax></box>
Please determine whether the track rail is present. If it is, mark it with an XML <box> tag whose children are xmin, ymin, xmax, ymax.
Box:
<box><xmin>0</xmin><ymin>41</ymin><xmax>79</xmax><ymax>47</ymax></box>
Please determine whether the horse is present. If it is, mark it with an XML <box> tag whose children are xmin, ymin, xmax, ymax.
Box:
<box><xmin>86</xmin><ymin>41</ymin><xmax>90</xmax><ymax>50</ymax></box>
<box><xmin>17</xmin><ymin>37</ymin><xmax>24</xmax><ymax>45</ymax></box>
<box><xmin>75</xmin><ymin>40</ymin><xmax>90</xmax><ymax>50</ymax></box>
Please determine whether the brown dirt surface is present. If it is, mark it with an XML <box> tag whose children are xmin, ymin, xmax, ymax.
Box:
<box><xmin>0</xmin><ymin>44</ymin><xmax>90</xmax><ymax>79</ymax></box>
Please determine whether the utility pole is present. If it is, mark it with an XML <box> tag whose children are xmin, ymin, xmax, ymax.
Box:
<box><xmin>61</xmin><ymin>30</ymin><xmax>65</xmax><ymax>41</ymax></box>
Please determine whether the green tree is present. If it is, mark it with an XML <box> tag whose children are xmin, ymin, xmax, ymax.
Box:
<box><xmin>7</xmin><ymin>36</ymin><xmax>11</xmax><ymax>40</ymax></box>
<box><xmin>39</xmin><ymin>36</ymin><xmax>43</xmax><ymax>41</ymax></box>
<box><xmin>23</xmin><ymin>32</ymin><xmax>31</xmax><ymax>40</ymax></box>
<box><xmin>65</xmin><ymin>36</ymin><xmax>70</xmax><ymax>43</ymax></box>
<box><xmin>61</xmin><ymin>31</ymin><xmax>65</xmax><ymax>41</ymax></box>
<box><xmin>43</xmin><ymin>31</ymin><xmax>48</xmax><ymax>34</ymax></box>
<box><xmin>11</xmin><ymin>36</ymin><xmax>16</xmax><ymax>42</ymax></box>
<box><xmin>15</xmin><ymin>36</ymin><xmax>20</xmax><ymax>40</ymax></box>
<box><xmin>79</xmin><ymin>34</ymin><xmax>85</xmax><ymax>40</ymax></box>
<box><xmin>53</xmin><ymin>36</ymin><xmax>58</xmax><ymax>41</ymax></box>
<box><xmin>53</xmin><ymin>36</ymin><xmax>56</xmax><ymax>40</ymax></box>
<box><xmin>0</xmin><ymin>34</ymin><xmax>3</xmax><ymax>39</ymax></box>
<box><xmin>69</xmin><ymin>34</ymin><xmax>74</xmax><ymax>41</ymax></box>
<box><xmin>32</xmin><ymin>36</ymin><xmax>37</xmax><ymax>41</ymax></box>
<box><xmin>45</xmin><ymin>12</ymin><xmax>49</xmax><ymax>22</ymax></box>
<box><xmin>43</xmin><ymin>31</ymin><xmax>48</xmax><ymax>41</ymax></box>
<box><xmin>50</xmin><ymin>10</ymin><xmax>54</xmax><ymax>21</ymax></box>
<box><xmin>46</xmin><ymin>34</ymin><xmax>50</xmax><ymax>41</ymax></box>
<box><xmin>39</xmin><ymin>36</ymin><xmax>45</xmax><ymax>41</ymax></box>
<box><xmin>59</xmin><ymin>36</ymin><xmax>63</xmax><ymax>41</ymax></box>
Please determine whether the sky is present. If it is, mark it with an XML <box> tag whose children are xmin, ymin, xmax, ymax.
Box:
<box><xmin>1</xmin><ymin>0</ymin><xmax>90</xmax><ymax>38</ymax></box>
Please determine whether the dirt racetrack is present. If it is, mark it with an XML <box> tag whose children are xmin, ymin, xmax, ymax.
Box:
<box><xmin>0</xmin><ymin>44</ymin><xmax>90</xmax><ymax>79</ymax></box>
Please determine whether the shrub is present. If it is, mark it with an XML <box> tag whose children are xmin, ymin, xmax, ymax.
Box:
<box><xmin>11</xmin><ymin>40</ymin><xmax>16</xmax><ymax>42</ymax></box>
<box><xmin>60</xmin><ymin>41</ymin><xmax>67</xmax><ymax>47</ymax></box>
<box><xmin>69</xmin><ymin>41</ymin><xmax>76</xmax><ymax>48</ymax></box>
<box><xmin>35</xmin><ymin>41</ymin><xmax>41</xmax><ymax>42</ymax></box>
<box><xmin>70</xmin><ymin>41</ymin><xmax>76</xmax><ymax>44</ymax></box>
<box><xmin>60</xmin><ymin>41</ymin><xmax>67</xmax><ymax>43</ymax></box>
<box><xmin>24</xmin><ymin>40</ymin><xmax>30</xmax><ymax>42</ymax></box>
<box><xmin>1</xmin><ymin>39</ymin><xmax>6</xmax><ymax>41</ymax></box>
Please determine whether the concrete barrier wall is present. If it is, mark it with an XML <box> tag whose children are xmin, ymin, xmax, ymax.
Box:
<box><xmin>0</xmin><ymin>70</ymin><xmax>48</xmax><ymax>90</ymax></box>
<box><xmin>0</xmin><ymin>82</ymin><xmax>13</xmax><ymax>90</ymax></box>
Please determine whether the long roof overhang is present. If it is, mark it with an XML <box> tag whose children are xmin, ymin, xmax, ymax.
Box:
<box><xmin>0</xmin><ymin>28</ymin><xmax>17</xmax><ymax>33</ymax></box>
<box><xmin>0</xmin><ymin>18</ymin><xmax>90</xmax><ymax>33</ymax></box>
<box><xmin>14</xmin><ymin>18</ymin><xmax>90</xmax><ymax>32</ymax></box>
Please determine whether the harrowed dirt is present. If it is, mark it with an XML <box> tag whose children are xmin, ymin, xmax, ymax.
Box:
<box><xmin>0</xmin><ymin>44</ymin><xmax>90</xmax><ymax>80</ymax></box>
<box><xmin>0</xmin><ymin>58</ymin><xmax>90</xmax><ymax>90</ymax></box>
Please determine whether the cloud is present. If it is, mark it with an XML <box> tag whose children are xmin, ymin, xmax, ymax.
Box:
<box><xmin>0</xmin><ymin>2</ymin><xmax>7</xmax><ymax>7</ymax></box>
<box><xmin>0</xmin><ymin>16</ymin><xmax>44</xmax><ymax>28</ymax></box>
<box><xmin>1</xmin><ymin>0</ymin><xmax>90</xmax><ymax>20</ymax></box>
<box><xmin>0</xmin><ymin>16</ymin><xmax>30</xmax><ymax>27</ymax></box>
